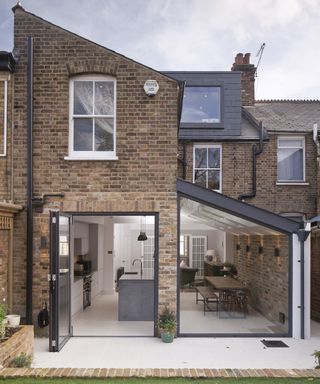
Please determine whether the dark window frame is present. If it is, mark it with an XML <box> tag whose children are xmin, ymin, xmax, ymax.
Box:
<box><xmin>180</xmin><ymin>84</ymin><xmax>224</xmax><ymax>129</ymax></box>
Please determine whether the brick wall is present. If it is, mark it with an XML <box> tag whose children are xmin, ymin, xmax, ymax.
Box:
<box><xmin>231</xmin><ymin>53</ymin><xmax>255</xmax><ymax>107</ymax></box>
<box><xmin>0</xmin><ymin>325</ymin><xmax>34</xmax><ymax>367</ymax></box>
<box><xmin>0</xmin><ymin>230</ymin><xmax>9</xmax><ymax>304</ymax></box>
<box><xmin>234</xmin><ymin>234</ymin><xmax>289</xmax><ymax>327</ymax></box>
<box><xmin>0</xmin><ymin>72</ymin><xmax>13</xmax><ymax>202</ymax></box>
<box><xmin>12</xmin><ymin>8</ymin><xmax>179</xmax><ymax>320</ymax></box>
<box><xmin>180</xmin><ymin>133</ymin><xmax>317</xmax><ymax>218</ymax></box>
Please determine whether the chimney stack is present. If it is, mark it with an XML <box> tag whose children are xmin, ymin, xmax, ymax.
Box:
<box><xmin>231</xmin><ymin>53</ymin><xmax>256</xmax><ymax>106</ymax></box>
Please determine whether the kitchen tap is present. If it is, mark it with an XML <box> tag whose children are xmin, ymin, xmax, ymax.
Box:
<box><xmin>132</xmin><ymin>258</ymin><xmax>143</xmax><ymax>278</ymax></box>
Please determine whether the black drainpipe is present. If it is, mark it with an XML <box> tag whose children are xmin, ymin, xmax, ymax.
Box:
<box><xmin>26</xmin><ymin>36</ymin><xmax>34</xmax><ymax>325</ymax></box>
<box><xmin>238</xmin><ymin>121</ymin><xmax>264</xmax><ymax>201</ymax></box>
<box><xmin>177</xmin><ymin>140</ymin><xmax>187</xmax><ymax>180</ymax></box>
<box><xmin>177</xmin><ymin>81</ymin><xmax>187</xmax><ymax>179</ymax></box>
<box><xmin>297</xmin><ymin>227</ymin><xmax>310</xmax><ymax>339</ymax></box>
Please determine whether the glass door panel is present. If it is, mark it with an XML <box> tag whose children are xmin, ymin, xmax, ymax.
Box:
<box><xmin>49</xmin><ymin>211</ymin><xmax>72</xmax><ymax>352</ymax></box>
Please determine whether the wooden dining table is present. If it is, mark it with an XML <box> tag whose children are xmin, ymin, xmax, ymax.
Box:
<box><xmin>205</xmin><ymin>276</ymin><xmax>249</xmax><ymax>317</ymax></box>
<box><xmin>205</xmin><ymin>276</ymin><xmax>248</xmax><ymax>291</ymax></box>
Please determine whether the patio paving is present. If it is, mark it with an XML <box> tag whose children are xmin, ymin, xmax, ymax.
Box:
<box><xmin>30</xmin><ymin>321</ymin><xmax>320</xmax><ymax>370</ymax></box>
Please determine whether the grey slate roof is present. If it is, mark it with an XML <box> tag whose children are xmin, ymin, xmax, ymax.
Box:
<box><xmin>244</xmin><ymin>101</ymin><xmax>320</xmax><ymax>132</ymax></box>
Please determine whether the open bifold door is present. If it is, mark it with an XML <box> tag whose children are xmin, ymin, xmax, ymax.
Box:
<box><xmin>49</xmin><ymin>211</ymin><xmax>72</xmax><ymax>352</ymax></box>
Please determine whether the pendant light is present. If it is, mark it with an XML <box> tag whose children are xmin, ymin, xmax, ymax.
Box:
<box><xmin>137</xmin><ymin>216</ymin><xmax>148</xmax><ymax>241</ymax></box>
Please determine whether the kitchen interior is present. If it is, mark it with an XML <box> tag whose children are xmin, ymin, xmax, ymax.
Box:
<box><xmin>71</xmin><ymin>215</ymin><xmax>155</xmax><ymax>336</ymax></box>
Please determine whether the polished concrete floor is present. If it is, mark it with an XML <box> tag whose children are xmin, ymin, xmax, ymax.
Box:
<box><xmin>72</xmin><ymin>293</ymin><xmax>154</xmax><ymax>336</ymax></box>
<box><xmin>33</xmin><ymin>321</ymin><xmax>320</xmax><ymax>369</ymax></box>
<box><xmin>179</xmin><ymin>291</ymin><xmax>286</xmax><ymax>334</ymax></box>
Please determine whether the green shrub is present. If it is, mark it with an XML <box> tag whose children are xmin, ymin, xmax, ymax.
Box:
<box><xmin>9</xmin><ymin>352</ymin><xmax>32</xmax><ymax>368</ymax></box>
<box><xmin>158</xmin><ymin>306</ymin><xmax>176</xmax><ymax>333</ymax></box>
<box><xmin>0</xmin><ymin>303</ymin><xmax>6</xmax><ymax>324</ymax></box>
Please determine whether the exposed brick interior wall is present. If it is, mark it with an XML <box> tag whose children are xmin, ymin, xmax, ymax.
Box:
<box><xmin>0</xmin><ymin>325</ymin><xmax>34</xmax><ymax>367</ymax></box>
<box><xmin>0</xmin><ymin>230</ymin><xmax>9</xmax><ymax>304</ymax></box>
<box><xmin>233</xmin><ymin>234</ymin><xmax>289</xmax><ymax>327</ymax></box>
<box><xmin>179</xmin><ymin>133</ymin><xmax>317</xmax><ymax>219</ymax></box>
<box><xmin>12</xmin><ymin>8</ymin><xmax>179</xmax><ymax>321</ymax></box>
<box><xmin>311</xmin><ymin>231</ymin><xmax>320</xmax><ymax>321</ymax></box>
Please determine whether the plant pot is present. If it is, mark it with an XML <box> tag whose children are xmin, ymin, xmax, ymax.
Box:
<box><xmin>6</xmin><ymin>315</ymin><xmax>21</xmax><ymax>327</ymax></box>
<box><xmin>160</xmin><ymin>331</ymin><xmax>174</xmax><ymax>343</ymax></box>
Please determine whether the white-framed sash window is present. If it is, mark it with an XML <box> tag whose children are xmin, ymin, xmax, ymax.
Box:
<box><xmin>193</xmin><ymin>144</ymin><xmax>222</xmax><ymax>192</ymax></box>
<box><xmin>66</xmin><ymin>74</ymin><xmax>117</xmax><ymax>160</ymax></box>
<box><xmin>277</xmin><ymin>137</ymin><xmax>305</xmax><ymax>182</ymax></box>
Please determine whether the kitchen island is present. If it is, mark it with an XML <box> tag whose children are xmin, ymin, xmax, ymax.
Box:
<box><xmin>118</xmin><ymin>273</ymin><xmax>154</xmax><ymax>321</ymax></box>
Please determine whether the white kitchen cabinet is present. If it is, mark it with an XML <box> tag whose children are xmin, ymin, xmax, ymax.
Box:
<box><xmin>91</xmin><ymin>271</ymin><xmax>99</xmax><ymax>299</ymax></box>
<box><xmin>72</xmin><ymin>278</ymin><xmax>83</xmax><ymax>316</ymax></box>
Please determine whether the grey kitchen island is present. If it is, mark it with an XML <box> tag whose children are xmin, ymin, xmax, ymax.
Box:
<box><xmin>118</xmin><ymin>273</ymin><xmax>154</xmax><ymax>321</ymax></box>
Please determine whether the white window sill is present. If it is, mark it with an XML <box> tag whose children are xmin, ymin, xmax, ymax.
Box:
<box><xmin>276</xmin><ymin>182</ymin><xmax>309</xmax><ymax>186</ymax></box>
<box><xmin>64</xmin><ymin>156</ymin><xmax>118</xmax><ymax>161</ymax></box>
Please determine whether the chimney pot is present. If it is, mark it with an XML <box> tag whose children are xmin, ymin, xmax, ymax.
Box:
<box><xmin>235</xmin><ymin>53</ymin><xmax>244</xmax><ymax>65</ymax></box>
<box><xmin>243</xmin><ymin>53</ymin><xmax>251</xmax><ymax>65</ymax></box>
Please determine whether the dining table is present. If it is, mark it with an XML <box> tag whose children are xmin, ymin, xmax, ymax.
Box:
<box><xmin>205</xmin><ymin>276</ymin><xmax>249</xmax><ymax>317</ymax></box>
<box><xmin>205</xmin><ymin>276</ymin><xmax>248</xmax><ymax>291</ymax></box>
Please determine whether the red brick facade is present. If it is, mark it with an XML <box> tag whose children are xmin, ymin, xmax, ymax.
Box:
<box><xmin>11</xmin><ymin>7</ymin><xmax>179</xmax><ymax>319</ymax></box>
<box><xmin>180</xmin><ymin>134</ymin><xmax>317</xmax><ymax>218</ymax></box>
<box><xmin>0</xmin><ymin>5</ymin><xmax>318</xmax><ymax>334</ymax></box>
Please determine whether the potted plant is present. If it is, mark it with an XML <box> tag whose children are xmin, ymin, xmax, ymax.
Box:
<box><xmin>158</xmin><ymin>306</ymin><xmax>176</xmax><ymax>343</ymax></box>
<box><xmin>0</xmin><ymin>303</ymin><xmax>7</xmax><ymax>339</ymax></box>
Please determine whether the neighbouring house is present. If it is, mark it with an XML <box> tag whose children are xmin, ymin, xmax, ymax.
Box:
<box><xmin>165</xmin><ymin>55</ymin><xmax>319</xmax><ymax>338</ymax></box>
<box><xmin>0</xmin><ymin>4</ymin><xmax>318</xmax><ymax>352</ymax></box>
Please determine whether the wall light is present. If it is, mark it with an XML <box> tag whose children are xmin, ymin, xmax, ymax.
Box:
<box><xmin>274</xmin><ymin>247</ymin><xmax>280</xmax><ymax>257</ymax></box>
<box><xmin>258</xmin><ymin>245</ymin><xmax>263</xmax><ymax>255</ymax></box>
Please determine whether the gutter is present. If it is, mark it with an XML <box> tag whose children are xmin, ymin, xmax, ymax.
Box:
<box><xmin>26</xmin><ymin>36</ymin><xmax>33</xmax><ymax>325</ymax></box>
<box><xmin>238</xmin><ymin>120</ymin><xmax>264</xmax><ymax>201</ymax></box>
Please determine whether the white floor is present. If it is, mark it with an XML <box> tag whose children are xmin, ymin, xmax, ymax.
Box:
<box><xmin>180</xmin><ymin>291</ymin><xmax>286</xmax><ymax>334</ymax></box>
<box><xmin>73</xmin><ymin>293</ymin><xmax>154</xmax><ymax>336</ymax></box>
<box><xmin>33</xmin><ymin>321</ymin><xmax>320</xmax><ymax>369</ymax></box>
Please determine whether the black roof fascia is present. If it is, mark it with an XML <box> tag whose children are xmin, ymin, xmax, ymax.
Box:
<box><xmin>177</xmin><ymin>179</ymin><xmax>300</xmax><ymax>234</ymax></box>
<box><xmin>0</xmin><ymin>52</ymin><xmax>16</xmax><ymax>72</ymax></box>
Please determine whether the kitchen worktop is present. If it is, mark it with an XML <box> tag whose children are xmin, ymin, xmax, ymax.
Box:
<box><xmin>73</xmin><ymin>270</ymin><xmax>97</xmax><ymax>282</ymax></box>
<box><xmin>119</xmin><ymin>271</ymin><xmax>154</xmax><ymax>281</ymax></box>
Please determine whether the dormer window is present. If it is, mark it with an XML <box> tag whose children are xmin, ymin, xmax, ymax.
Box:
<box><xmin>66</xmin><ymin>74</ymin><xmax>117</xmax><ymax>160</ymax></box>
<box><xmin>181</xmin><ymin>86</ymin><xmax>221</xmax><ymax>125</ymax></box>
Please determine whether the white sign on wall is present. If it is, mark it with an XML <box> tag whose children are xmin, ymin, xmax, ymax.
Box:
<box><xmin>143</xmin><ymin>80</ymin><xmax>159</xmax><ymax>97</ymax></box>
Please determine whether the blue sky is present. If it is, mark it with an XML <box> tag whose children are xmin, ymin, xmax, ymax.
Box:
<box><xmin>1</xmin><ymin>0</ymin><xmax>320</xmax><ymax>100</ymax></box>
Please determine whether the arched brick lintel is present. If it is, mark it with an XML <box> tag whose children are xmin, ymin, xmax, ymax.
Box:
<box><xmin>66</xmin><ymin>61</ymin><xmax>118</xmax><ymax>77</ymax></box>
